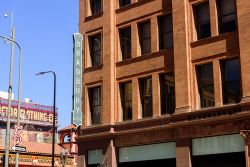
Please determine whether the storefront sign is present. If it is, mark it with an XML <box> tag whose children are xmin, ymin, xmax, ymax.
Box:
<box><xmin>0</xmin><ymin>98</ymin><xmax>56</xmax><ymax>123</ymax></box>
<box><xmin>72</xmin><ymin>33</ymin><xmax>83</xmax><ymax>126</ymax></box>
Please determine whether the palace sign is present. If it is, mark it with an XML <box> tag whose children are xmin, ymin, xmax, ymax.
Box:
<box><xmin>0</xmin><ymin>98</ymin><xmax>57</xmax><ymax>124</ymax></box>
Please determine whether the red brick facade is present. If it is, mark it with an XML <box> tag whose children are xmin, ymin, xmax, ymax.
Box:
<box><xmin>77</xmin><ymin>0</ymin><xmax>250</xmax><ymax>166</ymax></box>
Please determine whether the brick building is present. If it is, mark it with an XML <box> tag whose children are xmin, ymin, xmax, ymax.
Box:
<box><xmin>77</xmin><ymin>0</ymin><xmax>250</xmax><ymax>166</ymax></box>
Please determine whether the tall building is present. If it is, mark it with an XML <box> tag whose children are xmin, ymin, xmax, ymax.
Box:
<box><xmin>77</xmin><ymin>0</ymin><xmax>250</xmax><ymax>167</ymax></box>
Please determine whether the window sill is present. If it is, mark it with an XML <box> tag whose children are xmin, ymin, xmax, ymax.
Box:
<box><xmin>116</xmin><ymin>49</ymin><xmax>171</xmax><ymax>67</ymax></box>
<box><xmin>115</xmin><ymin>0</ymin><xmax>154</xmax><ymax>14</ymax></box>
<box><xmin>84</xmin><ymin>12</ymin><xmax>103</xmax><ymax>22</ymax></box>
<box><xmin>191</xmin><ymin>31</ymin><xmax>237</xmax><ymax>48</ymax></box>
<box><xmin>84</xmin><ymin>64</ymin><xmax>103</xmax><ymax>73</ymax></box>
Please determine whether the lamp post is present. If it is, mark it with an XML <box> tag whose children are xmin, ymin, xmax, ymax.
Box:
<box><xmin>60</xmin><ymin>148</ymin><xmax>68</xmax><ymax>167</ymax></box>
<box><xmin>0</xmin><ymin>33</ymin><xmax>22</xmax><ymax>167</ymax></box>
<box><xmin>35</xmin><ymin>71</ymin><xmax>56</xmax><ymax>167</ymax></box>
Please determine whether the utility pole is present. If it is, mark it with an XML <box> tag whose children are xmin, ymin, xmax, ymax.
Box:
<box><xmin>0</xmin><ymin>34</ymin><xmax>23</xmax><ymax>167</ymax></box>
<box><xmin>15</xmin><ymin>26</ymin><xmax>23</xmax><ymax>167</ymax></box>
<box><xmin>4</xmin><ymin>12</ymin><xmax>15</xmax><ymax>167</ymax></box>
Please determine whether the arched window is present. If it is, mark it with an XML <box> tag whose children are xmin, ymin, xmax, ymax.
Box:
<box><xmin>63</xmin><ymin>134</ymin><xmax>70</xmax><ymax>143</ymax></box>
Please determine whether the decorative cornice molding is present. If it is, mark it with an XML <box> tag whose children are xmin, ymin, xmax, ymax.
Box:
<box><xmin>240</xmin><ymin>130</ymin><xmax>250</xmax><ymax>139</ymax></box>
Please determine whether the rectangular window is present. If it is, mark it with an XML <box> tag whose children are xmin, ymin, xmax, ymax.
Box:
<box><xmin>90</xmin><ymin>0</ymin><xmax>102</xmax><ymax>15</ymax></box>
<box><xmin>119</xmin><ymin>0</ymin><xmax>131</xmax><ymax>7</ymax></box>
<box><xmin>119</xmin><ymin>27</ymin><xmax>131</xmax><ymax>60</ymax></box>
<box><xmin>192</xmin><ymin>134</ymin><xmax>245</xmax><ymax>167</ymax></box>
<box><xmin>221</xmin><ymin>58</ymin><xmax>241</xmax><ymax>104</ymax></box>
<box><xmin>88</xmin><ymin>86</ymin><xmax>101</xmax><ymax>125</ymax></box>
<box><xmin>194</xmin><ymin>2</ymin><xmax>211</xmax><ymax>40</ymax></box>
<box><xmin>160</xmin><ymin>73</ymin><xmax>175</xmax><ymax>115</ymax></box>
<box><xmin>158</xmin><ymin>14</ymin><xmax>173</xmax><ymax>49</ymax></box>
<box><xmin>138</xmin><ymin>21</ymin><xmax>151</xmax><ymax>55</ymax></box>
<box><xmin>120</xmin><ymin>82</ymin><xmax>132</xmax><ymax>121</ymax></box>
<box><xmin>88</xmin><ymin>149</ymin><xmax>102</xmax><ymax>167</ymax></box>
<box><xmin>139</xmin><ymin>77</ymin><xmax>152</xmax><ymax>118</ymax></box>
<box><xmin>89</xmin><ymin>34</ymin><xmax>101</xmax><ymax>66</ymax></box>
<box><xmin>197</xmin><ymin>63</ymin><xmax>215</xmax><ymax>108</ymax></box>
<box><xmin>217</xmin><ymin>0</ymin><xmax>236</xmax><ymax>33</ymax></box>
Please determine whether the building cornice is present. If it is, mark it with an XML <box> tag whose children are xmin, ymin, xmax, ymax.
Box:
<box><xmin>77</xmin><ymin>102</ymin><xmax>250</xmax><ymax>142</ymax></box>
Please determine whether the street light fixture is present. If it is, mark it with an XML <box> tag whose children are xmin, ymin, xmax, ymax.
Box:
<box><xmin>60</xmin><ymin>148</ymin><xmax>68</xmax><ymax>167</ymax></box>
<box><xmin>0</xmin><ymin>34</ymin><xmax>22</xmax><ymax>167</ymax></box>
<box><xmin>35</xmin><ymin>71</ymin><xmax>56</xmax><ymax>167</ymax></box>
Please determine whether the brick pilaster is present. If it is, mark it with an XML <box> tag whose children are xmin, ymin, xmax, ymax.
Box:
<box><xmin>151</xmin><ymin>16</ymin><xmax>159</xmax><ymax>53</ymax></box>
<box><xmin>176</xmin><ymin>139</ymin><xmax>192</xmax><ymax>167</ymax></box>
<box><xmin>236</xmin><ymin>0</ymin><xmax>250</xmax><ymax>102</ymax></box>
<box><xmin>152</xmin><ymin>72</ymin><xmax>161</xmax><ymax>117</ymax></box>
<box><xmin>132</xmin><ymin>78</ymin><xmax>140</xmax><ymax>120</ymax></box>
<box><xmin>209</xmin><ymin>0</ymin><xmax>219</xmax><ymax>36</ymax></box>
<box><xmin>172</xmin><ymin>0</ymin><xmax>191</xmax><ymax>113</ymax></box>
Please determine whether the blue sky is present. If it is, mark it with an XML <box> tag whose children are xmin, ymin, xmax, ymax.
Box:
<box><xmin>0</xmin><ymin>0</ymin><xmax>79</xmax><ymax>129</ymax></box>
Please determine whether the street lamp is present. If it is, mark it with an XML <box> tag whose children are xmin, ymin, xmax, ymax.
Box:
<box><xmin>0</xmin><ymin>34</ymin><xmax>22</xmax><ymax>167</ymax></box>
<box><xmin>60</xmin><ymin>148</ymin><xmax>68</xmax><ymax>167</ymax></box>
<box><xmin>35</xmin><ymin>71</ymin><xmax>56</xmax><ymax>167</ymax></box>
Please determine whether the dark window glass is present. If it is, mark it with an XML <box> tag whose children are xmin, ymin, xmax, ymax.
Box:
<box><xmin>160</xmin><ymin>73</ymin><xmax>175</xmax><ymax>115</ymax></box>
<box><xmin>217</xmin><ymin>0</ymin><xmax>236</xmax><ymax>33</ymax></box>
<box><xmin>89</xmin><ymin>86</ymin><xmax>101</xmax><ymax>124</ymax></box>
<box><xmin>119</xmin><ymin>0</ymin><xmax>131</xmax><ymax>7</ymax></box>
<box><xmin>158</xmin><ymin>14</ymin><xmax>173</xmax><ymax>49</ymax></box>
<box><xmin>197</xmin><ymin>63</ymin><xmax>215</xmax><ymax>108</ymax></box>
<box><xmin>119</xmin><ymin>27</ymin><xmax>131</xmax><ymax>60</ymax></box>
<box><xmin>119</xmin><ymin>158</ymin><xmax>176</xmax><ymax>167</ymax></box>
<box><xmin>221</xmin><ymin>58</ymin><xmax>241</xmax><ymax>104</ymax></box>
<box><xmin>90</xmin><ymin>0</ymin><xmax>102</xmax><ymax>15</ymax></box>
<box><xmin>139</xmin><ymin>21</ymin><xmax>151</xmax><ymax>55</ymax></box>
<box><xmin>192</xmin><ymin>152</ymin><xmax>245</xmax><ymax>167</ymax></box>
<box><xmin>194</xmin><ymin>2</ymin><xmax>211</xmax><ymax>40</ymax></box>
<box><xmin>120</xmin><ymin>82</ymin><xmax>132</xmax><ymax>121</ymax></box>
<box><xmin>140</xmin><ymin>77</ymin><xmax>152</xmax><ymax>118</ymax></box>
<box><xmin>89</xmin><ymin>34</ymin><xmax>101</xmax><ymax>66</ymax></box>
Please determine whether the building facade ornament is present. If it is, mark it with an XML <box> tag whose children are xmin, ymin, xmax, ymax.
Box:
<box><xmin>240</xmin><ymin>130</ymin><xmax>250</xmax><ymax>140</ymax></box>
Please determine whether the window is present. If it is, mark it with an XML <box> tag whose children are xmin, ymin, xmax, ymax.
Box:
<box><xmin>90</xmin><ymin>0</ymin><xmax>102</xmax><ymax>15</ymax></box>
<box><xmin>192</xmin><ymin>134</ymin><xmax>245</xmax><ymax>167</ymax></box>
<box><xmin>140</xmin><ymin>77</ymin><xmax>152</xmax><ymax>118</ymax></box>
<box><xmin>197</xmin><ymin>63</ymin><xmax>215</xmax><ymax>108</ymax></box>
<box><xmin>120</xmin><ymin>82</ymin><xmax>132</xmax><ymax>121</ymax></box>
<box><xmin>89</xmin><ymin>34</ymin><xmax>101</xmax><ymax>66</ymax></box>
<box><xmin>63</xmin><ymin>134</ymin><xmax>70</xmax><ymax>143</ymax></box>
<box><xmin>221</xmin><ymin>58</ymin><xmax>241</xmax><ymax>104</ymax></box>
<box><xmin>217</xmin><ymin>0</ymin><xmax>236</xmax><ymax>33</ymax></box>
<box><xmin>119</xmin><ymin>0</ymin><xmax>131</xmax><ymax>7</ymax></box>
<box><xmin>119</xmin><ymin>27</ymin><xmax>131</xmax><ymax>60</ymax></box>
<box><xmin>88</xmin><ymin>86</ymin><xmax>101</xmax><ymax>124</ymax></box>
<box><xmin>160</xmin><ymin>73</ymin><xmax>175</xmax><ymax>115</ymax></box>
<box><xmin>158</xmin><ymin>14</ymin><xmax>173</xmax><ymax>49</ymax></box>
<box><xmin>194</xmin><ymin>2</ymin><xmax>211</xmax><ymax>40</ymax></box>
<box><xmin>88</xmin><ymin>149</ymin><xmax>102</xmax><ymax>167</ymax></box>
<box><xmin>138</xmin><ymin>21</ymin><xmax>151</xmax><ymax>55</ymax></box>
